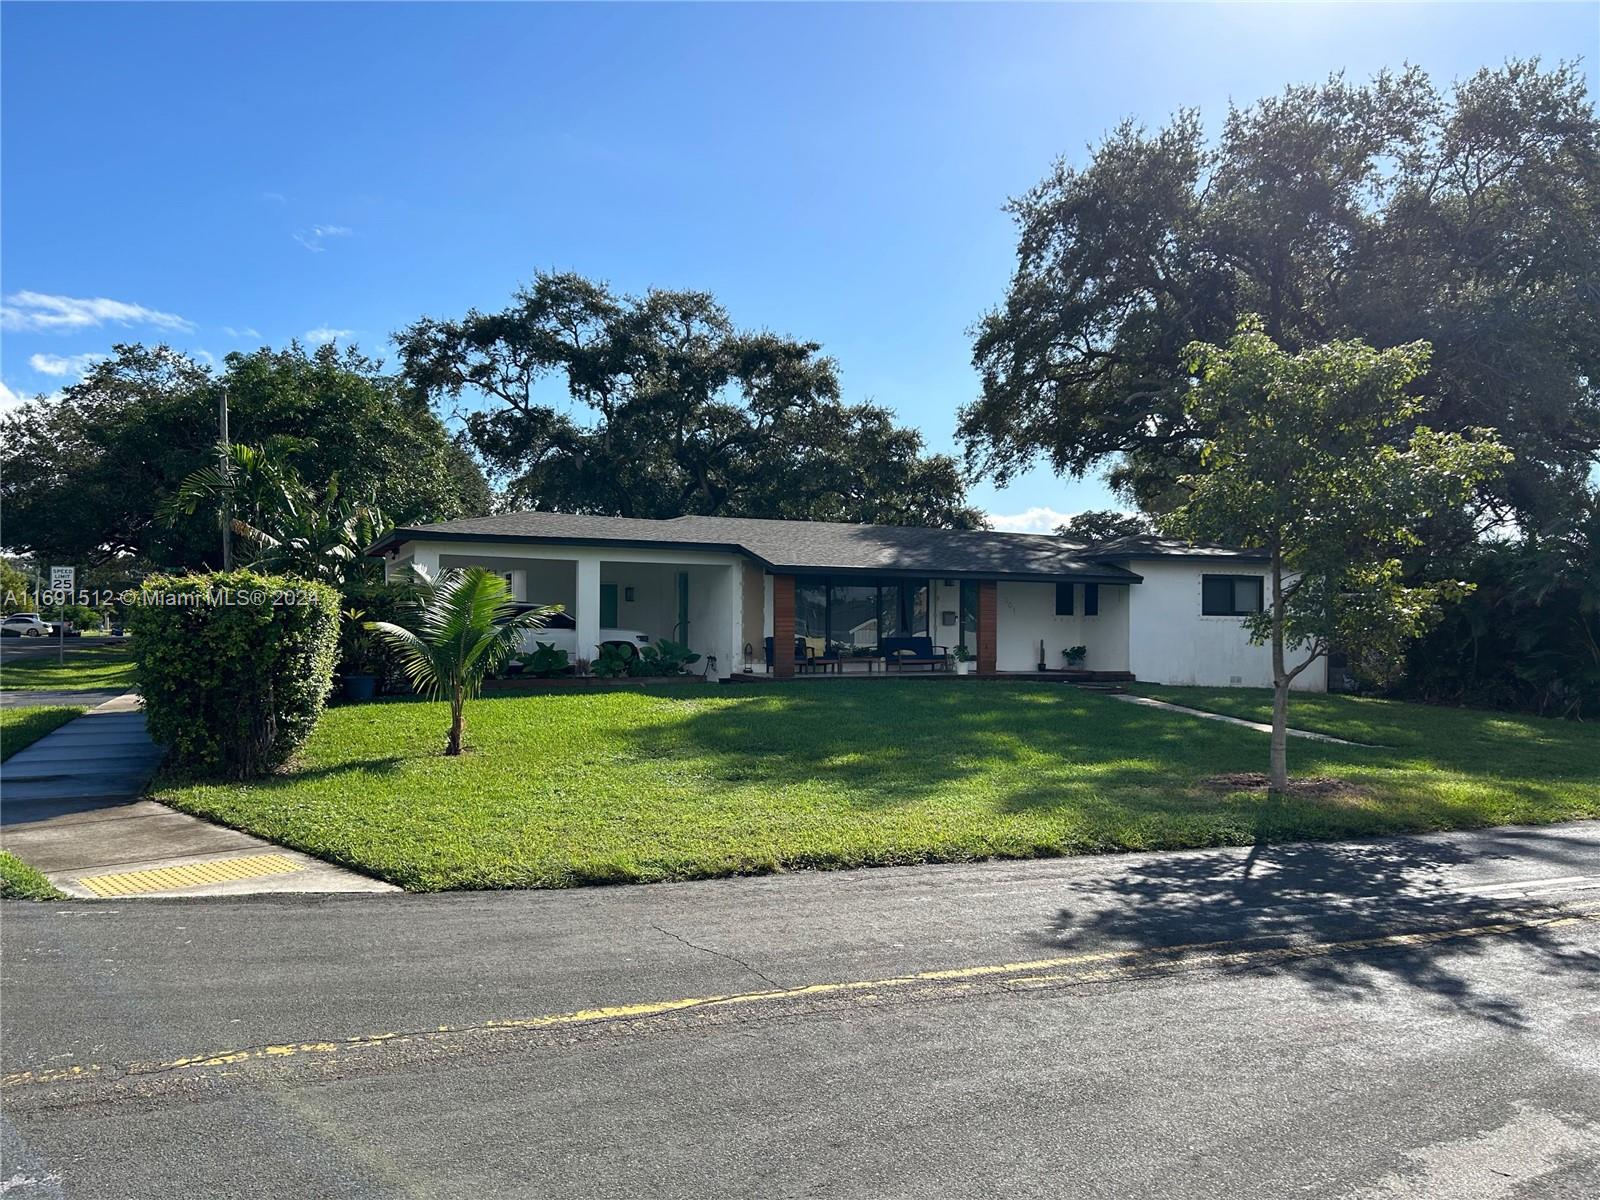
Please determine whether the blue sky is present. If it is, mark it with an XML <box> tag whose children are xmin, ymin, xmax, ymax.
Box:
<box><xmin>3</xmin><ymin>2</ymin><xmax>1595</xmax><ymax>529</ymax></box>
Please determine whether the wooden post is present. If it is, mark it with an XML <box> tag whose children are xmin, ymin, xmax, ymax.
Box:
<box><xmin>772</xmin><ymin>574</ymin><xmax>796</xmax><ymax>679</ymax></box>
<box><xmin>977</xmin><ymin>581</ymin><xmax>998</xmax><ymax>675</ymax></box>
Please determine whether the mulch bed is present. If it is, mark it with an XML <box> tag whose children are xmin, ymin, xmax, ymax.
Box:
<box><xmin>1203</xmin><ymin>772</ymin><xmax>1369</xmax><ymax>798</ymax></box>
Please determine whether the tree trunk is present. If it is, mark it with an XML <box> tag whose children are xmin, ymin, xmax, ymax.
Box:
<box><xmin>446</xmin><ymin>686</ymin><xmax>465</xmax><ymax>756</ymax></box>
<box><xmin>1269</xmin><ymin>548</ymin><xmax>1289</xmax><ymax>794</ymax></box>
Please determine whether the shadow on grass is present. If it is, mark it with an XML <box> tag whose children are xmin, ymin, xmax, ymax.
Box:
<box><xmin>1041</xmin><ymin>812</ymin><xmax>1600</xmax><ymax>1028</ymax></box>
<box><xmin>626</xmin><ymin>682</ymin><xmax>1433</xmax><ymax>831</ymax></box>
<box><xmin>629</xmin><ymin>682</ymin><xmax>1226</xmax><ymax>813</ymax></box>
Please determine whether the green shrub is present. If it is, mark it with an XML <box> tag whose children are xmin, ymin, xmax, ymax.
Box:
<box><xmin>592</xmin><ymin>643</ymin><xmax>632</xmax><ymax>678</ymax></box>
<box><xmin>128</xmin><ymin>570</ymin><xmax>340</xmax><ymax>777</ymax></box>
<box><xmin>627</xmin><ymin>639</ymin><xmax>701</xmax><ymax>677</ymax></box>
<box><xmin>524</xmin><ymin>641</ymin><xmax>571</xmax><ymax>678</ymax></box>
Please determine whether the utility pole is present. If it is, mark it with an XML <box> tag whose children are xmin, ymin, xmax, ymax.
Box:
<box><xmin>219</xmin><ymin>385</ymin><xmax>233</xmax><ymax>571</ymax></box>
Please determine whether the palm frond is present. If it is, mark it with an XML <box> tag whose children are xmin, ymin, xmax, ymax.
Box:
<box><xmin>377</xmin><ymin>566</ymin><xmax>556</xmax><ymax>703</ymax></box>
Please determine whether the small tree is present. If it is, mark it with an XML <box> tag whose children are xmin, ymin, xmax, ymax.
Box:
<box><xmin>1165</xmin><ymin>318</ymin><xmax>1511</xmax><ymax>792</ymax></box>
<box><xmin>368</xmin><ymin>567</ymin><xmax>555</xmax><ymax>755</ymax></box>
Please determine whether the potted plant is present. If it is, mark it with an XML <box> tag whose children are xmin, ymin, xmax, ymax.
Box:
<box><xmin>1062</xmin><ymin>645</ymin><xmax>1087</xmax><ymax>670</ymax></box>
<box><xmin>1037</xmin><ymin>639</ymin><xmax>1049</xmax><ymax>672</ymax></box>
<box><xmin>338</xmin><ymin>607</ymin><xmax>381</xmax><ymax>701</ymax></box>
<box><xmin>953</xmin><ymin>644</ymin><xmax>974</xmax><ymax>675</ymax></box>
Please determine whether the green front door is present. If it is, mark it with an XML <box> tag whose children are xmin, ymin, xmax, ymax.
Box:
<box><xmin>600</xmin><ymin>583</ymin><xmax>619</xmax><ymax>628</ymax></box>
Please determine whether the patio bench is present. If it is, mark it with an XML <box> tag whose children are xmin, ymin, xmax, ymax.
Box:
<box><xmin>879</xmin><ymin>636</ymin><xmax>952</xmax><ymax>673</ymax></box>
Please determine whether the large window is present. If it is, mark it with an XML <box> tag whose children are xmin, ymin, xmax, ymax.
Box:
<box><xmin>794</xmin><ymin>576</ymin><xmax>933</xmax><ymax>653</ymax></box>
<box><xmin>796</xmin><ymin>579</ymin><xmax>828</xmax><ymax>641</ymax></box>
<box><xmin>830</xmin><ymin>582</ymin><xmax>879</xmax><ymax>651</ymax></box>
<box><xmin>1201</xmin><ymin>574</ymin><xmax>1264</xmax><ymax>616</ymax></box>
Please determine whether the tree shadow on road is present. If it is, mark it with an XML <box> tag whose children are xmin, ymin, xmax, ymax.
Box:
<box><xmin>1040</xmin><ymin>814</ymin><xmax>1600</xmax><ymax>1029</ymax></box>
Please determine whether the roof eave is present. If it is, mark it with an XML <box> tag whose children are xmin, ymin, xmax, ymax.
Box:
<box><xmin>366</xmin><ymin>527</ymin><xmax>775</xmax><ymax>568</ymax></box>
<box><xmin>775</xmin><ymin>564</ymin><xmax>1143</xmax><ymax>584</ymax></box>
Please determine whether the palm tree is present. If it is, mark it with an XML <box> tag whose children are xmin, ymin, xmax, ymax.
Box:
<box><xmin>368</xmin><ymin>567</ymin><xmax>555</xmax><ymax>755</ymax></box>
<box><xmin>163</xmin><ymin>441</ymin><xmax>386</xmax><ymax>587</ymax></box>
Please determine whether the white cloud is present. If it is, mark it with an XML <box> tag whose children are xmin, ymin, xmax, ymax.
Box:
<box><xmin>304</xmin><ymin>326</ymin><xmax>354</xmax><ymax>344</ymax></box>
<box><xmin>0</xmin><ymin>291</ymin><xmax>194</xmax><ymax>334</ymax></box>
<box><xmin>0</xmin><ymin>380</ymin><xmax>63</xmax><ymax>413</ymax></box>
<box><xmin>223</xmin><ymin>326</ymin><xmax>263</xmax><ymax>339</ymax></box>
<box><xmin>293</xmin><ymin>224</ymin><xmax>353</xmax><ymax>252</ymax></box>
<box><xmin>985</xmin><ymin>506</ymin><xmax>1077</xmax><ymax>535</ymax></box>
<box><xmin>28</xmin><ymin>352</ymin><xmax>105</xmax><ymax>378</ymax></box>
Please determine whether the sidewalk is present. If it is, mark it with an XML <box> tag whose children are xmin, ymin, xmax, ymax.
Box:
<box><xmin>1108</xmin><ymin>692</ymin><xmax>1373</xmax><ymax>745</ymax></box>
<box><xmin>1</xmin><ymin>695</ymin><xmax>395</xmax><ymax>898</ymax></box>
<box><xmin>1</xmin><ymin>688</ymin><xmax>133</xmax><ymax>709</ymax></box>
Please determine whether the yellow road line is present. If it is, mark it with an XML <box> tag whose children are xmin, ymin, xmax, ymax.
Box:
<box><xmin>75</xmin><ymin>854</ymin><xmax>304</xmax><ymax>897</ymax></box>
<box><xmin>6</xmin><ymin>903</ymin><xmax>1596</xmax><ymax>1090</ymax></box>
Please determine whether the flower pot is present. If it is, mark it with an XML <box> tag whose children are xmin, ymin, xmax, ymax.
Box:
<box><xmin>955</xmin><ymin>660</ymin><xmax>971</xmax><ymax>676</ymax></box>
<box><xmin>343</xmin><ymin>674</ymin><xmax>378</xmax><ymax>702</ymax></box>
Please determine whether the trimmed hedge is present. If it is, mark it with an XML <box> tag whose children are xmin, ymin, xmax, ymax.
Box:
<box><xmin>129</xmin><ymin>570</ymin><xmax>340</xmax><ymax>777</ymax></box>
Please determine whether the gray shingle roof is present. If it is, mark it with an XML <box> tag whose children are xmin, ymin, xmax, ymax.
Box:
<box><xmin>370</xmin><ymin>512</ymin><xmax>1261</xmax><ymax>581</ymax></box>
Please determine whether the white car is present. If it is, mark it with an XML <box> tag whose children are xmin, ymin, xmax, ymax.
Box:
<box><xmin>2</xmin><ymin>613</ymin><xmax>50</xmax><ymax>637</ymax></box>
<box><xmin>515</xmin><ymin>610</ymin><xmax>650</xmax><ymax>662</ymax></box>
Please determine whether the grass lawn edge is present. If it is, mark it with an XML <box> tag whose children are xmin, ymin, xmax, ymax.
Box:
<box><xmin>0</xmin><ymin>852</ymin><xmax>67</xmax><ymax>902</ymax></box>
<box><xmin>149</xmin><ymin>684</ymin><xmax>1600</xmax><ymax>894</ymax></box>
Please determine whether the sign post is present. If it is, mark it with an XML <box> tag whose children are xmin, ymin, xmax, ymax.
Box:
<box><xmin>50</xmin><ymin>566</ymin><xmax>74</xmax><ymax>665</ymax></box>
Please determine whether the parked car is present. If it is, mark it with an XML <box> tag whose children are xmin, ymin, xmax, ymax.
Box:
<box><xmin>1</xmin><ymin>613</ymin><xmax>50</xmax><ymax>637</ymax></box>
<box><xmin>512</xmin><ymin>608</ymin><xmax>650</xmax><ymax>661</ymax></box>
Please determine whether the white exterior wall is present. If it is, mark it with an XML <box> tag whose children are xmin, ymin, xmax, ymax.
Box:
<box><xmin>1124</xmin><ymin>560</ymin><xmax>1327</xmax><ymax>691</ymax></box>
<box><xmin>994</xmin><ymin>582</ymin><xmax>1131</xmax><ymax>673</ymax></box>
<box><xmin>397</xmin><ymin>539</ymin><xmax>743</xmax><ymax>679</ymax></box>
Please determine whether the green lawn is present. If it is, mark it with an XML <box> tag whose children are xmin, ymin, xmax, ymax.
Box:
<box><xmin>1</xmin><ymin>706</ymin><xmax>86</xmax><ymax>760</ymax></box>
<box><xmin>0</xmin><ymin>852</ymin><xmax>66</xmax><ymax>901</ymax></box>
<box><xmin>0</xmin><ymin>646</ymin><xmax>136</xmax><ymax>692</ymax></box>
<box><xmin>152</xmin><ymin>682</ymin><xmax>1600</xmax><ymax>892</ymax></box>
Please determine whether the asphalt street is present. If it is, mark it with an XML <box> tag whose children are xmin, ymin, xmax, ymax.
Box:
<box><xmin>3</xmin><ymin>822</ymin><xmax>1599</xmax><ymax>1198</ymax></box>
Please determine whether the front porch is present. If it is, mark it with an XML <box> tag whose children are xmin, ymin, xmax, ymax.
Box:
<box><xmin>759</xmin><ymin>573</ymin><xmax>1134</xmax><ymax>681</ymax></box>
<box><xmin>388</xmin><ymin>542</ymin><xmax>747</xmax><ymax>676</ymax></box>
<box><xmin>385</xmin><ymin>544</ymin><xmax>1135</xmax><ymax>685</ymax></box>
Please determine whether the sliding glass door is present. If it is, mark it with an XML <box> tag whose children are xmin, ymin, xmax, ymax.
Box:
<box><xmin>793</xmin><ymin>576</ymin><xmax>933</xmax><ymax>655</ymax></box>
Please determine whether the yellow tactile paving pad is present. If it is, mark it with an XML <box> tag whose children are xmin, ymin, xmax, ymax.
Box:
<box><xmin>76</xmin><ymin>854</ymin><xmax>305</xmax><ymax>897</ymax></box>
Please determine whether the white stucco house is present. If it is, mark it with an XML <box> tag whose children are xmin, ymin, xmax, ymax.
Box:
<box><xmin>367</xmin><ymin>512</ymin><xmax>1325</xmax><ymax>691</ymax></box>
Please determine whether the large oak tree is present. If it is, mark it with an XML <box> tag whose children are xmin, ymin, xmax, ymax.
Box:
<box><xmin>962</xmin><ymin>61</ymin><xmax>1599</xmax><ymax>530</ymax></box>
<box><xmin>397</xmin><ymin>272</ymin><xmax>985</xmax><ymax>528</ymax></box>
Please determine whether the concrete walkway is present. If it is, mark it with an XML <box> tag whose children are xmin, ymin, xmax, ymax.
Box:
<box><xmin>2</xmin><ymin>695</ymin><xmax>395</xmax><ymax>898</ymax></box>
<box><xmin>1</xmin><ymin>688</ymin><xmax>134</xmax><ymax>709</ymax></box>
<box><xmin>1109</xmin><ymin>692</ymin><xmax>1373</xmax><ymax>745</ymax></box>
